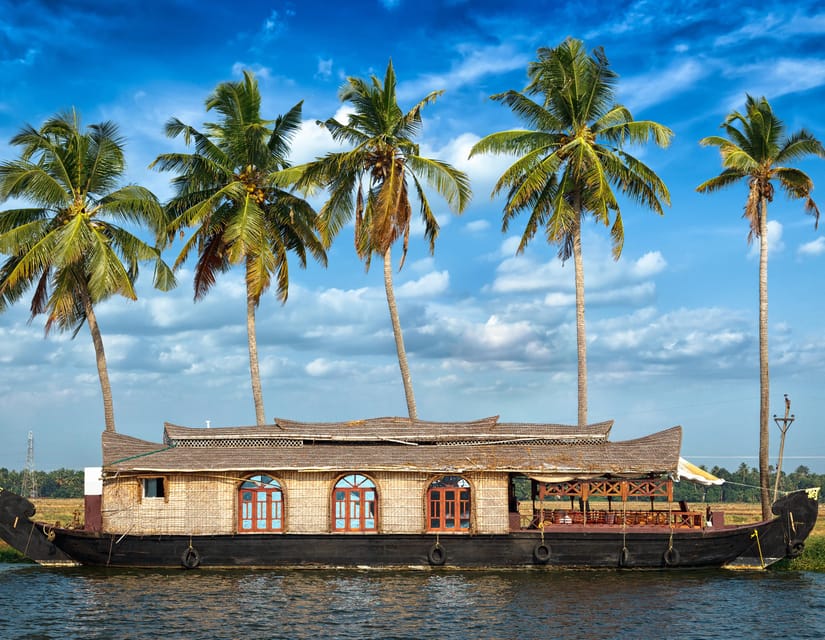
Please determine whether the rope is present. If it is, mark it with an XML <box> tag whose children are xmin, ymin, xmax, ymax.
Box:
<box><xmin>750</xmin><ymin>530</ymin><xmax>765</xmax><ymax>569</ymax></box>
<box><xmin>24</xmin><ymin>522</ymin><xmax>35</xmax><ymax>557</ymax></box>
<box><xmin>722</xmin><ymin>478</ymin><xmax>794</xmax><ymax>495</ymax></box>
<box><xmin>621</xmin><ymin>499</ymin><xmax>628</xmax><ymax>557</ymax></box>
<box><xmin>108</xmin><ymin>446</ymin><xmax>176</xmax><ymax>466</ymax></box>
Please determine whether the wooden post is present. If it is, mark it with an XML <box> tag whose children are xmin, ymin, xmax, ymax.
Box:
<box><xmin>772</xmin><ymin>394</ymin><xmax>795</xmax><ymax>503</ymax></box>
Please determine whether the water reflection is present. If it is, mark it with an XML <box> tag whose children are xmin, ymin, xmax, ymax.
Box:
<box><xmin>1</xmin><ymin>564</ymin><xmax>824</xmax><ymax>639</ymax></box>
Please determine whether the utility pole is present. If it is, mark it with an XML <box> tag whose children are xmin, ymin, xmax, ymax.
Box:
<box><xmin>772</xmin><ymin>394</ymin><xmax>795</xmax><ymax>503</ymax></box>
<box><xmin>21</xmin><ymin>431</ymin><xmax>38</xmax><ymax>499</ymax></box>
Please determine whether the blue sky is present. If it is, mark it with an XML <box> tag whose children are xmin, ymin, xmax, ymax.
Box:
<box><xmin>1</xmin><ymin>0</ymin><xmax>824</xmax><ymax>474</ymax></box>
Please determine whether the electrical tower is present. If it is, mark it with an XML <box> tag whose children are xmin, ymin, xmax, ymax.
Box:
<box><xmin>21</xmin><ymin>431</ymin><xmax>38</xmax><ymax>499</ymax></box>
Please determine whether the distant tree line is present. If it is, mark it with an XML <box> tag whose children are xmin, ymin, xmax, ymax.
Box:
<box><xmin>673</xmin><ymin>464</ymin><xmax>824</xmax><ymax>504</ymax></box>
<box><xmin>0</xmin><ymin>468</ymin><xmax>83</xmax><ymax>498</ymax></box>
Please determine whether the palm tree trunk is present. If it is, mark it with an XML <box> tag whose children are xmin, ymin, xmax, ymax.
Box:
<box><xmin>758</xmin><ymin>197</ymin><xmax>771</xmax><ymax>520</ymax></box>
<box><xmin>383</xmin><ymin>246</ymin><xmax>417</xmax><ymax>420</ymax></box>
<box><xmin>572</xmin><ymin>217</ymin><xmax>588</xmax><ymax>428</ymax></box>
<box><xmin>81</xmin><ymin>290</ymin><xmax>116</xmax><ymax>433</ymax></box>
<box><xmin>246</xmin><ymin>273</ymin><xmax>266</xmax><ymax>426</ymax></box>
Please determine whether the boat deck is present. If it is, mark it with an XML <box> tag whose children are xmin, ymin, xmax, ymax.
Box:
<box><xmin>512</xmin><ymin>508</ymin><xmax>713</xmax><ymax>531</ymax></box>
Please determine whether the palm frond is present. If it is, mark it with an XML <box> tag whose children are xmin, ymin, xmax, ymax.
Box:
<box><xmin>0</xmin><ymin>162</ymin><xmax>72</xmax><ymax>207</ymax></box>
<box><xmin>268</xmin><ymin>101</ymin><xmax>304</xmax><ymax>162</ymax></box>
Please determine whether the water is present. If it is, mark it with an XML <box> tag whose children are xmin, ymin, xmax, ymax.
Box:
<box><xmin>1</xmin><ymin>563</ymin><xmax>824</xmax><ymax>640</ymax></box>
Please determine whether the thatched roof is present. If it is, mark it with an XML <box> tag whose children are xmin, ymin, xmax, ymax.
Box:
<box><xmin>101</xmin><ymin>418</ymin><xmax>681</xmax><ymax>478</ymax></box>
<box><xmin>162</xmin><ymin>416</ymin><xmax>614</xmax><ymax>446</ymax></box>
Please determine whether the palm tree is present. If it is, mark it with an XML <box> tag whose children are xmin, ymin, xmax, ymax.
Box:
<box><xmin>470</xmin><ymin>38</ymin><xmax>672</xmax><ymax>427</ymax></box>
<box><xmin>297</xmin><ymin>60</ymin><xmax>471</xmax><ymax>419</ymax></box>
<box><xmin>697</xmin><ymin>95</ymin><xmax>824</xmax><ymax>519</ymax></box>
<box><xmin>0</xmin><ymin>110</ymin><xmax>175</xmax><ymax>432</ymax></box>
<box><xmin>152</xmin><ymin>70</ymin><xmax>326</xmax><ymax>425</ymax></box>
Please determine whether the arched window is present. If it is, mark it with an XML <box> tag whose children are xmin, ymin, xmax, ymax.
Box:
<box><xmin>238</xmin><ymin>475</ymin><xmax>283</xmax><ymax>533</ymax></box>
<box><xmin>332</xmin><ymin>474</ymin><xmax>377</xmax><ymax>532</ymax></box>
<box><xmin>427</xmin><ymin>476</ymin><xmax>471</xmax><ymax>532</ymax></box>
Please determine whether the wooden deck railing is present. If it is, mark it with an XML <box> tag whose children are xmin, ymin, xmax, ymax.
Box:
<box><xmin>519</xmin><ymin>508</ymin><xmax>706</xmax><ymax>530</ymax></box>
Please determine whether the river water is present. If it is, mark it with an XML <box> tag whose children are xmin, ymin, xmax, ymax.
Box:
<box><xmin>1</xmin><ymin>563</ymin><xmax>824</xmax><ymax>639</ymax></box>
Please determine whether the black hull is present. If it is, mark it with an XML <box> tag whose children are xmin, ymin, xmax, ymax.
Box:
<box><xmin>0</xmin><ymin>489</ymin><xmax>74</xmax><ymax>565</ymax></box>
<box><xmin>1</xmin><ymin>489</ymin><xmax>817</xmax><ymax>570</ymax></box>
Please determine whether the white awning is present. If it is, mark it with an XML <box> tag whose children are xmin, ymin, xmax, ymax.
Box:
<box><xmin>676</xmin><ymin>457</ymin><xmax>724</xmax><ymax>486</ymax></box>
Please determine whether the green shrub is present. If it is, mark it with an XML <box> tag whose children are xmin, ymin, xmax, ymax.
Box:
<box><xmin>0</xmin><ymin>544</ymin><xmax>29</xmax><ymax>563</ymax></box>
<box><xmin>772</xmin><ymin>534</ymin><xmax>825</xmax><ymax>572</ymax></box>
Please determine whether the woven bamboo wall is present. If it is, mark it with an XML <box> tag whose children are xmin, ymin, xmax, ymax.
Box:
<box><xmin>103</xmin><ymin>472</ymin><xmax>237</xmax><ymax>535</ymax></box>
<box><xmin>280</xmin><ymin>471</ymin><xmax>333</xmax><ymax>533</ymax></box>
<box><xmin>101</xmin><ymin>469</ymin><xmax>511</xmax><ymax>535</ymax></box>
<box><xmin>372</xmin><ymin>471</ymin><xmax>429</xmax><ymax>533</ymax></box>
<box><xmin>468</xmin><ymin>472</ymin><xmax>510</xmax><ymax>534</ymax></box>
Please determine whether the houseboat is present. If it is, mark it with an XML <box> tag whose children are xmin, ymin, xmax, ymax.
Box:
<box><xmin>0</xmin><ymin>416</ymin><xmax>818</xmax><ymax>569</ymax></box>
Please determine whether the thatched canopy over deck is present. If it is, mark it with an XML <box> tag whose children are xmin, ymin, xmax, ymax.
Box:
<box><xmin>101</xmin><ymin>418</ymin><xmax>682</xmax><ymax>479</ymax></box>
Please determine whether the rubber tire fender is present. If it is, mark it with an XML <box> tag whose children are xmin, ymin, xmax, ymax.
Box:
<box><xmin>788</xmin><ymin>541</ymin><xmax>805</xmax><ymax>558</ymax></box>
<box><xmin>533</xmin><ymin>543</ymin><xmax>550</xmax><ymax>564</ymax></box>
<box><xmin>181</xmin><ymin>546</ymin><xmax>201</xmax><ymax>569</ymax></box>
<box><xmin>427</xmin><ymin>543</ymin><xmax>446</xmax><ymax>566</ymax></box>
<box><xmin>663</xmin><ymin>546</ymin><xmax>680</xmax><ymax>567</ymax></box>
<box><xmin>619</xmin><ymin>546</ymin><xmax>630</xmax><ymax>568</ymax></box>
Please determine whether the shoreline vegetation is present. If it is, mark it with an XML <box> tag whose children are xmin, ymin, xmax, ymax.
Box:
<box><xmin>1</xmin><ymin>499</ymin><xmax>822</xmax><ymax>571</ymax></box>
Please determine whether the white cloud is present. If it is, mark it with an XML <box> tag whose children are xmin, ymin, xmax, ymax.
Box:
<box><xmin>397</xmin><ymin>44</ymin><xmax>530</xmax><ymax>101</ymax></box>
<box><xmin>617</xmin><ymin>59</ymin><xmax>707</xmax><ymax>112</ymax></box>
<box><xmin>591</xmin><ymin>306</ymin><xmax>751</xmax><ymax>371</ymax></box>
<box><xmin>289</xmin><ymin>107</ymin><xmax>353</xmax><ymax>164</ymax></box>
<box><xmin>258</xmin><ymin>8</ymin><xmax>295</xmax><ymax>42</ymax></box>
<box><xmin>748</xmin><ymin>220</ymin><xmax>784</xmax><ymax>258</ymax></box>
<box><xmin>406</xmin><ymin>257</ymin><xmax>436</xmax><ymax>274</ymax></box>
<box><xmin>544</xmin><ymin>292</ymin><xmax>575</xmax><ymax>307</ymax></box>
<box><xmin>397</xmin><ymin>271</ymin><xmax>450</xmax><ymax>298</ymax></box>
<box><xmin>493</xmin><ymin>255</ymin><xmax>569</xmax><ymax>293</ymax></box>
<box><xmin>423</xmin><ymin>132</ymin><xmax>513</xmax><ymax>193</ymax></box>
<box><xmin>492</xmin><ymin>237</ymin><xmax>667</xmax><ymax>297</ymax></box>
<box><xmin>316</xmin><ymin>58</ymin><xmax>333</xmax><ymax>80</ymax></box>
<box><xmin>630</xmin><ymin>251</ymin><xmax>668</xmax><ymax>278</ymax></box>
<box><xmin>305</xmin><ymin>358</ymin><xmax>355</xmax><ymax>377</ymax></box>
<box><xmin>722</xmin><ymin>58</ymin><xmax>825</xmax><ymax>106</ymax></box>
<box><xmin>231</xmin><ymin>62</ymin><xmax>273</xmax><ymax>80</ymax></box>
<box><xmin>714</xmin><ymin>12</ymin><xmax>825</xmax><ymax>47</ymax></box>
<box><xmin>317</xmin><ymin>287</ymin><xmax>374</xmax><ymax>313</ymax></box>
<box><xmin>470</xmin><ymin>315</ymin><xmax>534</xmax><ymax>350</ymax></box>
<box><xmin>798</xmin><ymin>236</ymin><xmax>825</xmax><ymax>256</ymax></box>
<box><xmin>465</xmin><ymin>220</ymin><xmax>491</xmax><ymax>233</ymax></box>
<box><xmin>499</xmin><ymin>236</ymin><xmax>523</xmax><ymax>257</ymax></box>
